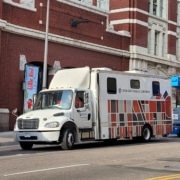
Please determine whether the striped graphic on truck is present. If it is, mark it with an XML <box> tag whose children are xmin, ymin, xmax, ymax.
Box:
<box><xmin>108</xmin><ymin>94</ymin><xmax>172</xmax><ymax>139</ymax></box>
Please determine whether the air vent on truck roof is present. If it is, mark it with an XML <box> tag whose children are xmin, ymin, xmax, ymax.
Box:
<box><xmin>91</xmin><ymin>67</ymin><xmax>112</xmax><ymax>71</ymax></box>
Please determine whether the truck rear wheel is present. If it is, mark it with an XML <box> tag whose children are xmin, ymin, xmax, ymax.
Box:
<box><xmin>142</xmin><ymin>125</ymin><xmax>152</xmax><ymax>142</ymax></box>
<box><xmin>19</xmin><ymin>142</ymin><xmax>33</xmax><ymax>150</ymax></box>
<box><xmin>61</xmin><ymin>129</ymin><xmax>75</xmax><ymax>150</ymax></box>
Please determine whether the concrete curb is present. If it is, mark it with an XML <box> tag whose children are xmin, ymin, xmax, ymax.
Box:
<box><xmin>0</xmin><ymin>141</ymin><xmax>18</xmax><ymax>146</ymax></box>
<box><xmin>0</xmin><ymin>131</ymin><xmax>17</xmax><ymax>146</ymax></box>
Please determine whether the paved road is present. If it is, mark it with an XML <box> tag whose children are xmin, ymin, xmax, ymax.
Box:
<box><xmin>0</xmin><ymin>135</ymin><xmax>180</xmax><ymax>180</ymax></box>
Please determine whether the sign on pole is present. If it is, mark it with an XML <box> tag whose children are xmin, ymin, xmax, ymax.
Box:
<box><xmin>23</xmin><ymin>65</ymin><xmax>39</xmax><ymax>113</ymax></box>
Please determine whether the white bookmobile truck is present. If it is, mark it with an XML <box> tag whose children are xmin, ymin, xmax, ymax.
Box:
<box><xmin>14</xmin><ymin>67</ymin><xmax>172</xmax><ymax>150</ymax></box>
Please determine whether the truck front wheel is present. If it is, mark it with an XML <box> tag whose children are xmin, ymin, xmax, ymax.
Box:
<box><xmin>61</xmin><ymin>129</ymin><xmax>75</xmax><ymax>150</ymax></box>
<box><xmin>19</xmin><ymin>142</ymin><xmax>33</xmax><ymax>150</ymax></box>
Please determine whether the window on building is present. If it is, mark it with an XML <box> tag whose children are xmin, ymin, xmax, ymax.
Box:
<box><xmin>162</xmin><ymin>33</ymin><xmax>165</xmax><ymax>57</ymax></box>
<box><xmin>19</xmin><ymin>0</ymin><xmax>35</xmax><ymax>8</ymax></box>
<box><xmin>74</xmin><ymin>0</ymin><xmax>109</xmax><ymax>10</ymax></box>
<box><xmin>5</xmin><ymin>0</ymin><xmax>35</xmax><ymax>9</ymax></box>
<box><xmin>97</xmin><ymin>0</ymin><xmax>109</xmax><ymax>10</ymax></box>
<box><xmin>147</xmin><ymin>29</ymin><xmax>151</xmax><ymax>54</ymax></box>
<box><xmin>176</xmin><ymin>36</ymin><xmax>180</xmax><ymax>60</ymax></box>
<box><xmin>154</xmin><ymin>30</ymin><xmax>159</xmax><ymax>56</ymax></box>
<box><xmin>159</xmin><ymin>0</ymin><xmax>163</xmax><ymax>17</ymax></box>
<box><xmin>79</xmin><ymin>0</ymin><xmax>93</xmax><ymax>5</ymax></box>
<box><xmin>107</xmin><ymin>77</ymin><xmax>117</xmax><ymax>94</ymax></box>
<box><xmin>152</xmin><ymin>81</ymin><xmax>160</xmax><ymax>96</ymax></box>
<box><xmin>130</xmin><ymin>80</ymin><xmax>140</xmax><ymax>89</ymax></box>
<box><xmin>149</xmin><ymin>0</ymin><xmax>166</xmax><ymax>19</ymax></box>
<box><xmin>153</xmin><ymin>0</ymin><xmax>157</xmax><ymax>15</ymax></box>
<box><xmin>148</xmin><ymin>28</ymin><xmax>166</xmax><ymax>57</ymax></box>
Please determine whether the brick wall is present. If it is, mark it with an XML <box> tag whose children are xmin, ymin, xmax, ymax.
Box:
<box><xmin>168</xmin><ymin>0</ymin><xmax>177</xmax><ymax>55</ymax></box>
<box><xmin>168</xmin><ymin>0</ymin><xmax>177</xmax><ymax>22</ymax></box>
<box><xmin>109</xmin><ymin>0</ymin><xmax>148</xmax><ymax>47</ymax></box>
<box><xmin>6</xmin><ymin>35</ymin><xmax>129</xmax><ymax>129</ymax></box>
<box><xmin>1</xmin><ymin>0</ymin><xmax>131</xmax><ymax>130</ymax></box>
<box><xmin>3</xmin><ymin>0</ymin><xmax>129</xmax><ymax>51</ymax></box>
<box><xmin>0</xmin><ymin>1</ymin><xmax>2</xmax><ymax>19</ymax></box>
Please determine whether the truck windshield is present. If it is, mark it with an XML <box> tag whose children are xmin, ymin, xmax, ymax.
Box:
<box><xmin>33</xmin><ymin>90</ymin><xmax>73</xmax><ymax>110</ymax></box>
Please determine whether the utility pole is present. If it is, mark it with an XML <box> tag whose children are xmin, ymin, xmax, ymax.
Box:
<box><xmin>42</xmin><ymin>0</ymin><xmax>50</xmax><ymax>89</ymax></box>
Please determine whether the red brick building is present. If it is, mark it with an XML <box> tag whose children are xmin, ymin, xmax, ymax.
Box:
<box><xmin>0</xmin><ymin>0</ymin><xmax>179</xmax><ymax>130</ymax></box>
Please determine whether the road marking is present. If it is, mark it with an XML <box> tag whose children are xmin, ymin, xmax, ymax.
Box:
<box><xmin>4</xmin><ymin>164</ymin><xmax>89</xmax><ymax>177</ymax></box>
<box><xmin>145</xmin><ymin>174</ymin><xmax>180</xmax><ymax>180</ymax></box>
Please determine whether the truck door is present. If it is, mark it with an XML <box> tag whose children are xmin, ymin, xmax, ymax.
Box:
<box><xmin>73</xmin><ymin>90</ymin><xmax>92</xmax><ymax>129</ymax></box>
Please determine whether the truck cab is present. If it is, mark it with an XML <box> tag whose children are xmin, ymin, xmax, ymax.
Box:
<box><xmin>14</xmin><ymin>88</ymin><xmax>93</xmax><ymax>150</ymax></box>
<box><xmin>14</xmin><ymin>66</ymin><xmax>95</xmax><ymax>150</ymax></box>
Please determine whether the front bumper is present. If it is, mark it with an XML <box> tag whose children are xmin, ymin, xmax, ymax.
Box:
<box><xmin>14</xmin><ymin>131</ymin><xmax>60</xmax><ymax>143</ymax></box>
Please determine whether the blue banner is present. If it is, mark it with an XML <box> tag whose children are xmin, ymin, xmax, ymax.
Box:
<box><xmin>171</xmin><ymin>76</ymin><xmax>180</xmax><ymax>87</ymax></box>
<box><xmin>24</xmin><ymin>65</ymin><xmax>39</xmax><ymax>113</ymax></box>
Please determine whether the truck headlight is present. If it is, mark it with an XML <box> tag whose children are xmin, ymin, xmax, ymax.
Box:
<box><xmin>44</xmin><ymin>122</ymin><xmax>59</xmax><ymax>128</ymax></box>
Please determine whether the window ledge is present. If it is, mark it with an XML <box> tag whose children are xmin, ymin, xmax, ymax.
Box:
<box><xmin>105</xmin><ymin>23</ymin><xmax>130</xmax><ymax>37</ymax></box>
<box><xmin>148</xmin><ymin>13</ymin><xmax>168</xmax><ymax>24</ymax></box>
<box><xmin>58</xmin><ymin>0</ymin><xmax>109</xmax><ymax>16</ymax></box>
<box><xmin>3</xmin><ymin>0</ymin><xmax>37</xmax><ymax>12</ymax></box>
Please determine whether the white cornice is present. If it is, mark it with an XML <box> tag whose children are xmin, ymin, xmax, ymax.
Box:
<box><xmin>130</xmin><ymin>51</ymin><xmax>180</xmax><ymax>67</ymax></box>
<box><xmin>110</xmin><ymin>8</ymin><xmax>148</xmax><ymax>15</ymax></box>
<box><xmin>0</xmin><ymin>20</ymin><xmax>7</xmax><ymax>28</ymax></box>
<box><xmin>1</xmin><ymin>20</ymin><xmax>179</xmax><ymax>67</ymax></box>
<box><xmin>168</xmin><ymin>31</ymin><xmax>177</xmax><ymax>37</ymax></box>
<box><xmin>110</xmin><ymin>19</ymin><xmax>148</xmax><ymax>27</ymax></box>
<box><xmin>0</xmin><ymin>20</ymin><xmax>130</xmax><ymax>58</ymax></box>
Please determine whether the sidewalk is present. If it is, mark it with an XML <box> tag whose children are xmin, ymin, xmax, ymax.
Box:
<box><xmin>0</xmin><ymin>131</ymin><xmax>17</xmax><ymax>146</ymax></box>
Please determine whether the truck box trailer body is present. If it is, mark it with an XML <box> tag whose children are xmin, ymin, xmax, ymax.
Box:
<box><xmin>14</xmin><ymin>67</ymin><xmax>172</xmax><ymax>150</ymax></box>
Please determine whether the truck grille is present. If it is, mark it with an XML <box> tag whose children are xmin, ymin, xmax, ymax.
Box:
<box><xmin>18</xmin><ymin>118</ymin><xmax>39</xmax><ymax>129</ymax></box>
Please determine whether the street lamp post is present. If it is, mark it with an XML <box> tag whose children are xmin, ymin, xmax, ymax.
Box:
<box><xmin>42</xmin><ymin>0</ymin><xmax>50</xmax><ymax>89</ymax></box>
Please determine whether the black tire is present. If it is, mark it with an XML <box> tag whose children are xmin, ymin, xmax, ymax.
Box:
<box><xmin>177</xmin><ymin>134</ymin><xmax>180</xmax><ymax>137</ymax></box>
<box><xmin>19</xmin><ymin>142</ymin><xmax>33</xmax><ymax>150</ymax></box>
<box><xmin>61</xmin><ymin>129</ymin><xmax>75</xmax><ymax>150</ymax></box>
<box><xmin>104</xmin><ymin>139</ymin><xmax>117</xmax><ymax>145</ymax></box>
<box><xmin>142</xmin><ymin>125</ymin><xmax>151</xmax><ymax>142</ymax></box>
<box><xmin>133</xmin><ymin>137</ymin><xmax>142</xmax><ymax>142</ymax></box>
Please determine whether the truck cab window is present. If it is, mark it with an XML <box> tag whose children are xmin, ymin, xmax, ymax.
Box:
<box><xmin>33</xmin><ymin>90</ymin><xmax>73</xmax><ymax>110</ymax></box>
<box><xmin>75</xmin><ymin>91</ymin><xmax>84</xmax><ymax>108</ymax></box>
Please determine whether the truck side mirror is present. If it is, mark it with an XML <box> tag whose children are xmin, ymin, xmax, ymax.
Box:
<box><xmin>85</xmin><ymin>104</ymin><xmax>90</xmax><ymax>109</ymax></box>
<box><xmin>33</xmin><ymin>94</ymin><xmax>37</xmax><ymax>104</ymax></box>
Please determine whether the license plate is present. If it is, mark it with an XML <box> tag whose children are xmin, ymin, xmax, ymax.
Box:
<box><xmin>24</xmin><ymin>134</ymin><xmax>31</xmax><ymax>138</ymax></box>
